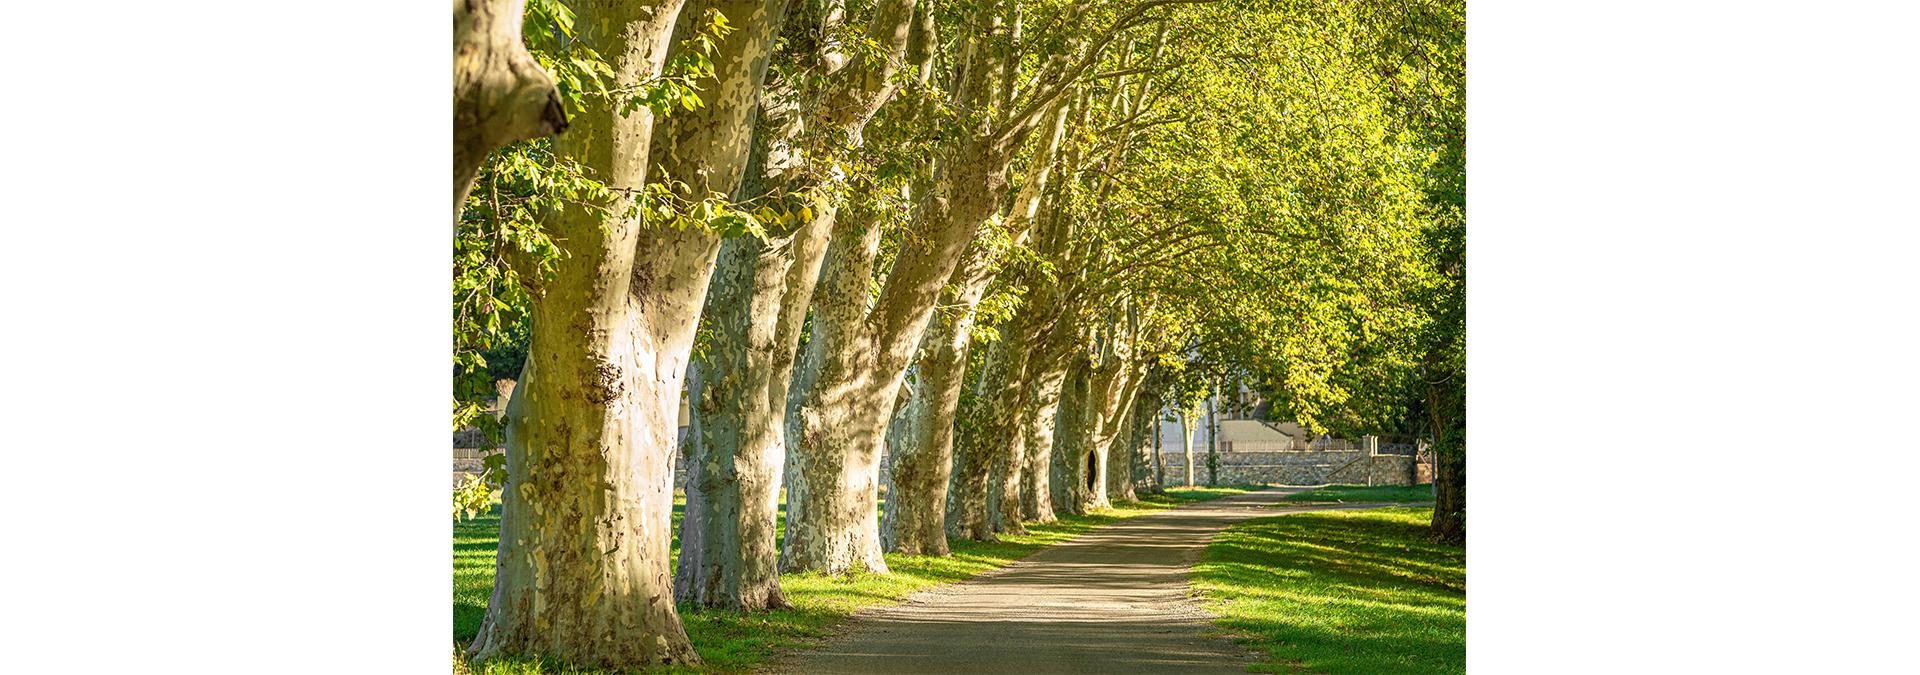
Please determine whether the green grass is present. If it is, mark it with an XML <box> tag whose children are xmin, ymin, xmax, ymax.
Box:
<box><xmin>456</xmin><ymin>485</ymin><xmax>1254</xmax><ymax>673</ymax></box>
<box><xmin>1192</xmin><ymin>506</ymin><xmax>1464</xmax><ymax>674</ymax></box>
<box><xmin>1281</xmin><ymin>484</ymin><xmax>1434</xmax><ymax>504</ymax></box>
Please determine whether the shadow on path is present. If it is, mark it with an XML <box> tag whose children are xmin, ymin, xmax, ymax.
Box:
<box><xmin>771</xmin><ymin>488</ymin><xmax>1397</xmax><ymax>674</ymax></box>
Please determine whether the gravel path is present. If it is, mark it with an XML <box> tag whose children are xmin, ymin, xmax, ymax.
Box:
<box><xmin>770</xmin><ymin>488</ymin><xmax>1399</xmax><ymax>674</ymax></box>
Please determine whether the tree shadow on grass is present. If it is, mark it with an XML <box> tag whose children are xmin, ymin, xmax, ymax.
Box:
<box><xmin>1195</xmin><ymin>507</ymin><xmax>1465</xmax><ymax>675</ymax></box>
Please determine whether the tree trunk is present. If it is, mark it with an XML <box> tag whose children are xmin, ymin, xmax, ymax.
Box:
<box><xmin>1051</xmin><ymin>356</ymin><xmax>1093</xmax><ymax>515</ymax></box>
<box><xmin>765</xmin><ymin>0</ymin><xmax>936</xmax><ymax>576</ymax></box>
<box><xmin>1427</xmin><ymin>353</ymin><xmax>1466</xmax><ymax>545</ymax></box>
<box><xmin>1205</xmin><ymin>394</ymin><xmax>1219</xmax><ymax>487</ymax></box>
<box><xmin>467</xmin><ymin>2</ymin><xmax>700</xmax><ymax>666</ymax></box>
<box><xmin>687</xmin><ymin>0</ymin><xmax>926</xmax><ymax>580</ymax></box>
<box><xmin>1019</xmin><ymin>357</ymin><xmax>1068</xmax><ymax>524</ymax></box>
<box><xmin>453</xmin><ymin>0</ymin><xmax>567</xmax><ymax>222</ymax></box>
<box><xmin>1180</xmin><ymin>410</ymin><xmax>1194</xmax><ymax>488</ymax></box>
<box><xmin>782</xmin><ymin>212</ymin><xmax>893</xmax><ymax>575</ymax></box>
<box><xmin>651</xmin><ymin>0</ymin><xmax>799</xmax><ymax>613</ymax></box>
<box><xmin>881</xmin><ymin>311</ymin><xmax>970</xmax><ymax>554</ymax></box>
<box><xmin>1144</xmin><ymin>400</ymin><xmax>1159</xmax><ymax>490</ymax></box>
<box><xmin>784</xmin><ymin>129</ymin><xmax>1011</xmax><ymax>572</ymax></box>
<box><xmin>944</xmin><ymin>314</ymin><xmax>1016</xmax><ymax>542</ymax></box>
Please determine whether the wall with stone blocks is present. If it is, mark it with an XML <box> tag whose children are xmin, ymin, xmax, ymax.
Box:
<box><xmin>1157</xmin><ymin>449</ymin><xmax>1416</xmax><ymax>486</ymax></box>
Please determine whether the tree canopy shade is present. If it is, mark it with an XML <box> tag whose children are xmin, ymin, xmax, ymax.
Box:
<box><xmin>452</xmin><ymin>0</ymin><xmax>1463</xmax><ymax>668</ymax></box>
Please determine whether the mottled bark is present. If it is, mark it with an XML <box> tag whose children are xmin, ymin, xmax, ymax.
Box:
<box><xmin>453</xmin><ymin>0</ymin><xmax>566</xmax><ymax>222</ymax></box>
<box><xmin>940</xmin><ymin>312</ymin><xmax>997</xmax><ymax>542</ymax></box>
<box><xmin>1019</xmin><ymin>357</ymin><xmax>1068</xmax><ymax>524</ymax></box>
<box><xmin>1051</xmin><ymin>356</ymin><xmax>1092</xmax><ymax>514</ymax></box>
<box><xmin>468</xmin><ymin>0</ymin><xmax>700</xmax><ymax>666</ymax></box>
<box><xmin>882</xmin><ymin>309</ymin><xmax>969</xmax><ymax>553</ymax></box>
<box><xmin>661</xmin><ymin>0</ymin><xmax>799</xmax><ymax>613</ymax></box>
<box><xmin>702</xmin><ymin>0</ymin><xmax>922</xmax><ymax>576</ymax></box>
<box><xmin>783</xmin><ymin>213</ymin><xmax>893</xmax><ymax>575</ymax></box>
<box><xmin>941</xmin><ymin>102</ymin><xmax>1069</xmax><ymax>540</ymax></box>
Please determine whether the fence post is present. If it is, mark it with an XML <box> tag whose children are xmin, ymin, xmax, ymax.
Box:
<box><xmin>1362</xmin><ymin>435</ymin><xmax>1378</xmax><ymax>486</ymax></box>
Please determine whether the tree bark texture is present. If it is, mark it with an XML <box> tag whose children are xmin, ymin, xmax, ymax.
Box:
<box><xmin>881</xmin><ymin>309</ymin><xmax>970</xmax><ymax>553</ymax></box>
<box><xmin>1018</xmin><ymin>356</ymin><xmax>1068</xmax><ymax>524</ymax></box>
<box><xmin>662</xmin><ymin>0</ymin><xmax>803</xmax><ymax>613</ymax></box>
<box><xmin>1050</xmin><ymin>356</ymin><xmax>1093</xmax><ymax>514</ymax></box>
<box><xmin>782</xmin><ymin>212</ymin><xmax>895</xmax><ymax>575</ymax></box>
<box><xmin>744</xmin><ymin>0</ymin><xmax>925</xmax><ymax>575</ymax></box>
<box><xmin>468</xmin><ymin>0</ymin><xmax>701</xmax><ymax>667</ymax></box>
<box><xmin>1427</xmin><ymin>352</ymin><xmax>1465</xmax><ymax>545</ymax></box>
<box><xmin>454</xmin><ymin>0</ymin><xmax>567</xmax><ymax>222</ymax></box>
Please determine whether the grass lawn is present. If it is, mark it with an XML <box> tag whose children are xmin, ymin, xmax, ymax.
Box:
<box><xmin>1193</xmin><ymin>506</ymin><xmax>1464</xmax><ymax>674</ymax></box>
<box><xmin>455</xmin><ymin>485</ymin><xmax>1255</xmax><ymax>673</ymax></box>
<box><xmin>1281</xmin><ymin>484</ymin><xmax>1434</xmax><ymax>504</ymax></box>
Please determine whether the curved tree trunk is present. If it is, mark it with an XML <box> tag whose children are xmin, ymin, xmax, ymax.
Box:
<box><xmin>784</xmin><ymin>134</ymin><xmax>1010</xmax><ymax>572</ymax></box>
<box><xmin>686</xmin><ymin>0</ymin><xmax>928</xmax><ymax>582</ymax></box>
<box><xmin>467</xmin><ymin>2</ymin><xmax>698</xmax><ymax>666</ymax></box>
<box><xmin>453</xmin><ymin>0</ymin><xmax>566</xmax><ymax>222</ymax></box>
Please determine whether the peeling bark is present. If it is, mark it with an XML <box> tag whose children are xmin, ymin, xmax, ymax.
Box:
<box><xmin>881</xmin><ymin>312</ymin><xmax>967</xmax><ymax>553</ymax></box>
<box><xmin>468</xmin><ymin>1</ymin><xmax>700</xmax><ymax>667</ymax></box>
<box><xmin>454</xmin><ymin>0</ymin><xmax>567</xmax><ymax>222</ymax></box>
<box><xmin>662</xmin><ymin>0</ymin><xmax>801</xmax><ymax>613</ymax></box>
<box><xmin>682</xmin><ymin>0</ymin><xmax>919</xmax><ymax>576</ymax></box>
<box><xmin>1019</xmin><ymin>356</ymin><xmax>1068</xmax><ymax>524</ymax></box>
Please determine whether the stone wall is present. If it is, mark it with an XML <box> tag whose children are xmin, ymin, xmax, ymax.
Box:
<box><xmin>1157</xmin><ymin>448</ymin><xmax>1417</xmax><ymax>486</ymax></box>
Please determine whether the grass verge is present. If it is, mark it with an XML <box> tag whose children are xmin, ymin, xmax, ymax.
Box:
<box><xmin>456</xmin><ymin>485</ymin><xmax>1254</xmax><ymax>673</ymax></box>
<box><xmin>1281</xmin><ymin>484</ymin><xmax>1434</xmax><ymax>504</ymax></box>
<box><xmin>1192</xmin><ymin>506</ymin><xmax>1464</xmax><ymax>674</ymax></box>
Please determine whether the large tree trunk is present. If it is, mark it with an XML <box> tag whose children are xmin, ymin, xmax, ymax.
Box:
<box><xmin>660</xmin><ymin>0</ymin><xmax>799</xmax><ymax>613</ymax></box>
<box><xmin>782</xmin><ymin>212</ymin><xmax>895</xmax><ymax>575</ymax></box>
<box><xmin>1019</xmin><ymin>357</ymin><xmax>1068</xmax><ymax>524</ymax></box>
<box><xmin>988</xmin><ymin>374</ymin><xmax>1031</xmax><ymax>535</ymax></box>
<box><xmin>467</xmin><ymin>1</ymin><xmax>700</xmax><ymax>666</ymax></box>
<box><xmin>882</xmin><ymin>311</ymin><xmax>969</xmax><ymax>554</ymax></box>
<box><xmin>1107</xmin><ymin>387</ymin><xmax>1147</xmax><ymax>503</ymax></box>
<box><xmin>941</xmin><ymin>313</ymin><xmax>999</xmax><ymax>542</ymax></box>
<box><xmin>1051</xmin><ymin>356</ymin><xmax>1093</xmax><ymax>515</ymax></box>
<box><xmin>688</xmin><ymin>0</ymin><xmax>928</xmax><ymax>580</ymax></box>
<box><xmin>784</xmin><ymin>133</ymin><xmax>1010</xmax><ymax>572</ymax></box>
<box><xmin>453</xmin><ymin>0</ymin><xmax>567</xmax><ymax>222</ymax></box>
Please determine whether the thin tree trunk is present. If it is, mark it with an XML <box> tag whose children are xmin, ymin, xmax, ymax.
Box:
<box><xmin>468</xmin><ymin>2</ymin><xmax>700</xmax><ymax>666</ymax></box>
<box><xmin>1181</xmin><ymin>410</ymin><xmax>1194</xmax><ymax>488</ymax></box>
<box><xmin>453</xmin><ymin>0</ymin><xmax>567</xmax><ymax>222</ymax></box>
<box><xmin>1205</xmin><ymin>394</ymin><xmax>1219</xmax><ymax>487</ymax></box>
<box><xmin>1144</xmin><ymin>400</ymin><xmax>1159</xmax><ymax>490</ymax></box>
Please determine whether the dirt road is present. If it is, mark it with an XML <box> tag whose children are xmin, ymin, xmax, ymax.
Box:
<box><xmin>771</xmin><ymin>488</ymin><xmax>1397</xmax><ymax>674</ymax></box>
